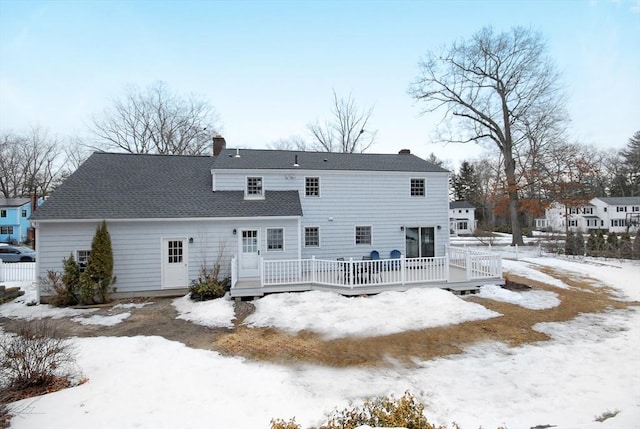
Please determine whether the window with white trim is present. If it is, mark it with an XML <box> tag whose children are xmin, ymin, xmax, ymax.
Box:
<box><xmin>304</xmin><ymin>227</ymin><xmax>319</xmax><ymax>247</ymax></box>
<box><xmin>456</xmin><ymin>221</ymin><xmax>468</xmax><ymax>230</ymax></box>
<box><xmin>616</xmin><ymin>206</ymin><xmax>627</xmax><ymax>212</ymax></box>
<box><xmin>611</xmin><ymin>219</ymin><xmax>626</xmax><ymax>227</ymax></box>
<box><xmin>246</xmin><ymin>177</ymin><xmax>263</xmax><ymax>197</ymax></box>
<box><xmin>568</xmin><ymin>220</ymin><xmax>578</xmax><ymax>227</ymax></box>
<box><xmin>355</xmin><ymin>226</ymin><xmax>372</xmax><ymax>245</ymax></box>
<box><xmin>569</xmin><ymin>207</ymin><xmax>579</xmax><ymax>214</ymax></box>
<box><xmin>266</xmin><ymin>228</ymin><xmax>284</xmax><ymax>251</ymax></box>
<box><xmin>0</xmin><ymin>210</ymin><xmax>6</xmax><ymax>217</ymax></box>
<box><xmin>583</xmin><ymin>207</ymin><xmax>593</xmax><ymax>215</ymax></box>
<box><xmin>305</xmin><ymin>177</ymin><xmax>320</xmax><ymax>197</ymax></box>
<box><xmin>21</xmin><ymin>209</ymin><xmax>27</xmax><ymax>217</ymax></box>
<box><xmin>410</xmin><ymin>178</ymin><xmax>425</xmax><ymax>197</ymax></box>
<box><xmin>77</xmin><ymin>250</ymin><xmax>91</xmax><ymax>273</ymax></box>
<box><xmin>633</xmin><ymin>206</ymin><xmax>639</xmax><ymax>212</ymax></box>
<box><xmin>0</xmin><ymin>226</ymin><xmax>13</xmax><ymax>234</ymax></box>
<box><xmin>586</xmin><ymin>219</ymin><xmax>599</xmax><ymax>228</ymax></box>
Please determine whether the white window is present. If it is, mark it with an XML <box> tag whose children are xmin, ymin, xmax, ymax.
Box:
<box><xmin>617</xmin><ymin>206</ymin><xmax>627</xmax><ymax>212</ymax></box>
<box><xmin>266</xmin><ymin>228</ymin><xmax>284</xmax><ymax>251</ymax></box>
<box><xmin>246</xmin><ymin>177</ymin><xmax>263</xmax><ymax>197</ymax></box>
<box><xmin>355</xmin><ymin>226</ymin><xmax>372</xmax><ymax>245</ymax></box>
<box><xmin>633</xmin><ymin>206</ymin><xmax>639</xmax><ymax>212</ymax></box>
<box><xmin>305</xmin><ymin>177</ymin><xmax>320</xmax><ymax>197</ymax></box>
<box><xmin>586</xmin><ymin>219</ymin><xmax>599</xmax><ymax>228</ymax></box>
<box><xmin>77</xmin><ymin>250</ymin><xmax>91</xmax><ymax>273</ymax></box>
<box><xmin>410</xmin><ymin>178</ymin><xmax>425</xmax><ymax>197</ymax></box>
<box><xmin>456</xmin><ymin>221</ymin><xmax>468</xmax><ymax>230</ymax></box>
<box><xmin>569</xmin><ymin>207</ymin><xmax>579</xmax><ymax>214</ymax></box>
<box><xmin>611</xmin><ymin>219</ymin><xmax>625</xmax><ymax>227</ymax></box>
<box><xmin>568</xmin><ymin>220</ymin><xmax>578</xmax><ymax>227</ymax></box>
<box><xmin>583</xmin><ymin>207</ymin><xmax>593</xmax><ymax>215</ymax></box>
<box><xmin>304</xmin><ymin>227</ymin><xmax>319</xmax><ymax>247</ymax></box>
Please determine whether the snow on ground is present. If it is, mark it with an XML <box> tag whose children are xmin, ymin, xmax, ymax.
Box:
<box><xmin>172</xmin><ymin>293</ymin><xmax>235</xmax><ymax>328</ymax></box>
<box><xmin>244</xmin><ymin>288</ymin><xmax>500</xmax><ymax>339</ymax></box>
<box><xmin>477</xmin><ymin>284</ymin><xmax>560</xmax><ymax>309</ymax></box>
<box><xmin>0</xmin><ymin>281</ymin><xmax>96</xmax><ymax>320</ymax></box>
<box><xmin>2</xmin><ymin>257</ymin><xmax>639</xmax><ymax>429</ymax></box>
<box><xmin>71</xmin><ymin>312</ymin><xmax>131</xmax><ymax>326</ymax></box>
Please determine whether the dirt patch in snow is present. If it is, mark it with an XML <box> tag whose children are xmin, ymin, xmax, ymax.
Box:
<box><xmin>0</xmin><ymin>265</ymin><xmax>637</xmax><ymax>368</ymax></box>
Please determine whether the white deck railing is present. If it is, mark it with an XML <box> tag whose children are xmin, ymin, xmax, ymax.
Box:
<box><xmin>446</xmin><ymin>245</ymin><xmax>502</xmax><ymax>280</ymax></box>
<box><xmin>0</xmin><ymin>261</ymin><xmax>36</xmax><ymax>282</ymax></box>
<box><xmin>260</xmin><ymin>255</ymin><xmax>450</xmax><ymax>288</ymax></box>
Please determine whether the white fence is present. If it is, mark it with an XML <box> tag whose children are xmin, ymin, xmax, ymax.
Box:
<box><xmin>0</xmin><ymin>261</ymin><xmax>37</xmax><ymax>282</ymax></box>
<box><xmin>446</xmin><ymin>246</ymin><xmax>502</xmax><ymax>280</ymax></box>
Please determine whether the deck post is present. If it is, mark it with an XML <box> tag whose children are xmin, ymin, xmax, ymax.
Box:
<box><xmin>401</xmin><ymin>254</ymin><xmax>406</xmax><ymax>285</ymax></box>
<box><xmin>445</xmin><ymin>252</ymin><xmax>450</xmax><ymax>283</ymax></box>
<box><xmin>259</xmin><ymin>256</ymin><xmax>264</xmax><ymax>287</ymax></box>
<box><xmin>465</xmin><ymin>249</ymin><xmax>472</xmax><ymax>280</ymax></box>
<box><xmin>349</xmin><ymin>258</ymin><xmax>354</xmax><ymax>289</ymax></box>
<box><xmin>311</xmin><ymin>256</ymin><xmax>316</xmax><ymax>283</ymax></box>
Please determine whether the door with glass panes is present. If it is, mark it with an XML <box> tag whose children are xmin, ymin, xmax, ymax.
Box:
<box><xmin>404</xmin><ymin>227</ymin><xmax>435</xmax><ymax>258</ymax></box>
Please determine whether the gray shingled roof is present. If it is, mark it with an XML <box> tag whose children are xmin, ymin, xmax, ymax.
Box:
<box><xmin>214</xmin><ymin>148</ymin><xmax>450</xmax><ymax>172</ymax></box>
<box><xmin>449</xmin><ymin>201</ymin><xmax>475</xmax><ymax>209</ymax></box>
<box><xmin>31</xmin><ymin>153</ymin><xmax>302</xmax><ymax>220</ymax></box>
<box><xmin>0</xmin><ymin>198</ymin><xmax>30</xmax><ymax>208</ymax></box>
<box><xmin>597</xmin><ymin>197</ymin><xmax>640</xmax><ymax>205</ymax></box>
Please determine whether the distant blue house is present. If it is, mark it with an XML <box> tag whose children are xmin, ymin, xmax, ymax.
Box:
<box><xmin>0</xmin><ymin>198</ymin><xmax>35</xmax><ymax>243</ymax></box>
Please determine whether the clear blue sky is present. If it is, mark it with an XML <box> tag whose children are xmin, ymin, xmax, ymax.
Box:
<box><xmin>1</xmin><ymin>0</ymin><xmax>638</xmax><ymax>167</ymax></box>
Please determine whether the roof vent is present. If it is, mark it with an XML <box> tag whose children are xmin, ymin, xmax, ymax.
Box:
<box><xmin>293</xmin><ymin>155</ymin><xmax>299</xmax><ymax>167</ymax></box>
<box><xmin>234</xmin><ymin>148</ymin><xmax>240</xmax><ymax>158</ymax></box>
<box><xmin>398</xmin><ymin>149</ymin><xmax>411</xmax><ymax>155</ymax></box>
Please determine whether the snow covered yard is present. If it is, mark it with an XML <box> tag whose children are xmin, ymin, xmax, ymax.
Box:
<box><xmin>1</xmin><ymin>257</ymin><xmax>638</xmax><ymax>429</ymax></box>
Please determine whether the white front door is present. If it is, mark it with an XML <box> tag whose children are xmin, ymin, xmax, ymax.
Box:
<box><xmin>239</xmin><ymin>229</ymin><xmax>260</xmax><ymax>277</ymax></box>
<box><xmin>162</xmin><ymin>238</ymin><xmax>188</xmax><ymax>288</ymax></box>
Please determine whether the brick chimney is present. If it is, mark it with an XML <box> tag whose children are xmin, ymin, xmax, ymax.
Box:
<box><xmin>398</xmin><ymin>149</ymin><xmax>411</xmax><ymax>154</ymax></box>
<box><xmin>213</xmin><ymin>134</ymin><xmax>226</xmax><ymax>156</ymax></box>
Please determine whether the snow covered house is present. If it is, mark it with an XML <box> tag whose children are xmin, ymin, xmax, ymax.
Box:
<box><xmin>449</xmin><ymin>201</ymin><xmax>476</xmax><ymax>235</ymax></box>
<box><xmin>535</xmin><ymin>197</ymin><xmax>640</xmax><ymax>234</ymax></box>
<box><xmin>31</xmin><ymin>140</ymin><xmax>502</xmax><ymax>301</ymax></box>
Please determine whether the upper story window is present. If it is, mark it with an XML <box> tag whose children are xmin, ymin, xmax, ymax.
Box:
<box><xmin>246</xmin><ymin>177</ymin><xmax>263</xmax><ymax>198</ymax></box>
<box><xmin>305</xmin><ymin>177</ymin><xmax>320</xmax><ymax>197</ymax></box>
<box><xmin>355</xmin><ymin>226</ymin><xmax>372</xmax><ymax>245</ymax></box>
<box><xmin>410</xmin><ymin>178</ymin><xmax>425</xmax><ymax>197</ymax></box>
<box><xmin>0</xmin><ymin>210</ymin><xmax>6</xmax><ymax>217</ymax></box>
<box><xmin>633</xmin><ymin>206</ymin><xmax>639</xmax><ymax>212</ymax></box>
<box><xmin>583</xmin><ymin>207</ymin><xmax>593</xmax><ymax>215</ymax></box>
<box><xmin>617</xmin><ymin>206</ymin><xmax>627</xmax><ymax>212</ymax></box>
<box><xmin>569</xmin><ymin>207</ymin><xmax>579</xmax><ymax>214</ymax></box>
<box><xmin>266</xmin><ymin>228</ymin><xmax>284</xmax><ymax>251</ymax></box>
<box><xmin>21</xmin><ymin>209</ymin><xmax>27</xmax><ymax>217</ymax></box>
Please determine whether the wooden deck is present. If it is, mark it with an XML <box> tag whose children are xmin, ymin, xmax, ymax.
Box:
<box><xmin>230</xmin><ymin>265</ymin><xmax>504</xmax><ymax>298</ymax></box>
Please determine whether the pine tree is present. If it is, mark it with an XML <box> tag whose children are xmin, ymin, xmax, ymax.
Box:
<box><xmin>596</xmin><ymin>230</ymin><xmax>606</xmax><ymax>256</ymax></box>
<box><xmin>575</xmin><ymin>231</ymin><xmax>585</xmax><ymax>256</ymax></box>
<box><xmin>587</xmin><ymin>230</ymin><xmax>597</xmax><ymax>256</ymax></box>
<box><xmin>452</xmin><ymin>161</ymin><xmax>480</xmax><ymax>204</ymax></box>
<box><xmin>606</xmin><ymin>232</ymin><xmax>619</xmax><ymax>257</ymax></box>
<box><xmin>80</xmin><ymin>220</ymin><xmax>116</xmax><ymax>303</ymax></box>
<box><xmin>61</xmin><ymin>253</ymin><xmax>80</xmax><ymax>305</ymax></box>
<box><xmin>633</xmin><ymin>232</ymin><xmax>640</xmax><ymax>259</ymax></box>
<box><xmin>620</xmin><ymin>232</ymin><xmax>632</xmax><ymax>259</ymax></box>
<box><xmin>565</xmin><ymin>230</ymin><xmax>576</xmax><ymax>255</ymax></box>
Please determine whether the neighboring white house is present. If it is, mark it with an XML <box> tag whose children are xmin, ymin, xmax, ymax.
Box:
<box><xmin>535</xmin><ymin>197</ymin><xmax>640</xmax><ymax>234</ymax></box>
<box><xmin>449</xmin><ymin>201</ymin><xmax>476</xmax><ymax>235</ymax></box>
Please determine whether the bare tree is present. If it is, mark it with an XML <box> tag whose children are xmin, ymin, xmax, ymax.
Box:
<box><xmin>0</xmin><ymin>127</ymin><xmax>64</xmax><ymax>197</ymax></box>
<box><xmin>267</xmin><ymin>135</ymin><xmax>309</xmax><ymax>151</ymax></box>
<box><xmin>410</xmin><ymin>26</ymin><xmax>567</xmax><ymax>245</ymax></box>
<box><xmin>90</xmin><ymin>81</ymin><xmax>220</xmax><ymax>155</ymax></box>
<box><xmin>307</xmin><ymin>90</ymin><xmax>377</xmax><ymax>153</ymax></box>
